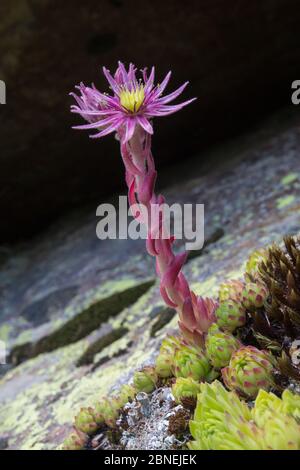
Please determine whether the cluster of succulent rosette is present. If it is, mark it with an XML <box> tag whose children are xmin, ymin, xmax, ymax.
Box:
<box><xmin>189</xmin><ymin>381</ymin><xmax>300</xmax><ymax>450</ymax></box>
<box><xmin>63</xmin><ymin>263</ymin><xmax>300</xmax><ymax>450</ymax></box>
<box><xmin>64</xmin><ymin>62</ymin><xmax>300</xmax><ymax>450</ymax></box>
<box><xmin>63</xmin><ymin>384</ymin><xmax>136</xmax><ymax>449</ymax></box>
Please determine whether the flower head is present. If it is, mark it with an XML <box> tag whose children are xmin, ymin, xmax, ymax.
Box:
<box><xmin>70</xmin><ymin>61</ymin><xmax>195</xmax><ymax>142</ymax></box>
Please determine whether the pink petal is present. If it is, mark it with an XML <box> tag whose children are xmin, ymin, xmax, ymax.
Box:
<box><xmin>97</xmin><ymin>93</ymin><xmax>124</xmax><ymax>111</ymax></box>
<box><xmin>144</xmin><ymin>71</ymin><xmax>172</xmax><ymax>105</ymax></box>
<box><xmin>153</xmin><ymin>71</ymin><xmax>172</xmax><ymax>97</ymax></box>
<box><xmin>128</xmin><ymin>63</ymin><xmax>138</xmax><ymax>86</ymax></box>
<box><xmin>144</xmin><ymin>66</ymin><xmax>155</xmax><ymax>92</ymax></box>
<box><xmin>117</xmin><ymin>61</ymin><xmax>129</xmax><ymax>84</ymax></box>
<box><xmin>123</xmin><ymin>118</ymin><xmax>136</xmax><ymax>142</ymax></box>
<box><xmin>72</xmin><ymin>114</ymin><xmax>120</xmax><ymax>130</ymax></box>
<box><xmin>137</xmin><ymin>116</ymin><xmax>154</xmax><ymax>134</ymax></box>
<box><xmin>102</xmin><ymin>67</ymin><xmax>120</xmax><ymax>94</ymax></box>
<box><xmin>70</xmin><ymin>108</ymin><xmax>119</xmax><ymax>116</ymax></box>
<box><xmin>156</xmin><ymin>82</ymin><xmax>189</xmax><ymax>105</ymax></box>
<box><xmin>146</xmin><ymin>98</ymin><xmax>197</xmax><ymax>116</ymax></box>
<box><xmin>89</xmin><ymin>119</ymin><xmax>121</xmax><ymax>138</ymax></box>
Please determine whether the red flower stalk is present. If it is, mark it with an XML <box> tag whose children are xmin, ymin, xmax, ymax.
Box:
<box><xmin>71</xmin><ymin>62</ymin><xmax>217</xmax><ymax>346</ymax></box>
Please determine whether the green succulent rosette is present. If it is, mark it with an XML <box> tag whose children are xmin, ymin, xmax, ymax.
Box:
<box><xmin>205</xmin><ymin>324</ymin><xmax>241</xmax><ymax>368</ymax></box>
<box><xmin>155</xmin><ymin>335</ymin><xmax>183</xmax><ymax>378</ymax></box>
<box><xmin>188</xmin><ymin>380</ymin><xmax>300</xmax><ymax>450</ymax></box>
<box><xmin>62</xmin><ymin>428</ymin><xmax>88</xmax><ymax>450</ymax></box>
<box><xmin>92</xmin><ymin>397</ymin><xmax>119</xmax><ymax>428</ymax></box>
<box><xmin>245</xmin><ymin>248</ymin><xmax>267</xmax><ymax>282</ymax></box>
<box><xmin>188</xmin><ymin>381</ymin><xmax>261</xmax><ymax>450</ymax></box>
<box><xmin>174</xmin><ymin>343</ymin><xmax>215</xmax><ymax>381</ymax></box>
<box><xmin>218</xmin><ymin>279</ymin><xmax>244</xmax><ymax>303</ymax></box>
<box><xmin>221</xmin><ymin>345</ymin><xmax>275</xmax><ymax>398</ymax></box>
<box><xmin>172</xmin><ymin>377</ymin><xmax>200</xmax><ymax>404</ymax></box>
<box><xmin>241</xmin><ymin>282</ymin><xmax>268</xmax><ymax>310</ymax></box>
<box><xmin>133</xmin><ymin>366</ymin><xmax>158</xmax><ymax>393</ymax></box>
<box><xmin>215</xmin><ymin>299</ymin><xmax>246</xmax><ymax>332</ymax></box>
<box><xmin>74</xmin><ymin>407</ymin><xmax>98</xmax><ymax>435</ymax></box>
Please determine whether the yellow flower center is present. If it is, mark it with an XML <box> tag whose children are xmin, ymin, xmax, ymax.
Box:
<box><xmin>119</xmin><ymin>85</ymin><xmax>145</xmax><ymax>113</ymax></box>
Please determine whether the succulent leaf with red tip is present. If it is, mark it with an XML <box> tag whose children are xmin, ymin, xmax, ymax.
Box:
<box><xmin>245</xmin><ymin>249</ymin><xmax>268</xmax><ymax>282</ymax></box>
<box><xmin>74</xmin><ymin>407</ymin><xmax>99</xmax><ymax>435</ymax></box>
<box><xmin>174</xmin><ymin>343</ymin><xmax>214</xmax><ymax>381</ymax></box>
<box><xmin>62</xmin><ymin>428</ymin><xmax>88</xmax><ymax>450</ymax></box>
<box><xmin>205</xmin><ymin>324</ymin><xmax>241</xmax><ymax>368</ymax></box>
<box><xmin>133</xmin><ymin>366</ymin><xmax>158</xmax><ymax>393</ymax></box>
<box><xmin>155</xmin><ymin>335</ymin><xmax>183</xmax><ymax>378</ymax></box>
<box><xmin>178</xmin><ymin>295</ymin><xmax>218</xmax><ymax>346</ymax></box>
<box><xmin>218</xmin><ymin>279</ymin><xmax>245</xmax><ymax>303</ymax></box>
<box><xmin>215</xmin><ymin>299</ymin><xmax>246</xmax><ymax>332</ymax></box>
<box><xmin>241</xmin><ymin>282</ymin><xmax>268</xmax><ymax>311</ymax></box>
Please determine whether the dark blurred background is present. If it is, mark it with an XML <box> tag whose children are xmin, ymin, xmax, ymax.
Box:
<box><xmin>1</xmin><ymin>0</ymin><xmax>300</xmax><ymax>244</ymax></box>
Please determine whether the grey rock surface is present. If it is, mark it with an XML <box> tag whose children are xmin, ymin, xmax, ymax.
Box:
<box><xmin>0</xmin><ymin>110</ymin><xmax>300</xmax><ymax>449</ymax></box>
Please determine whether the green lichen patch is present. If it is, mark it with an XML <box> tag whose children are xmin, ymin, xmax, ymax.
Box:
<box><xmin>92</xmin><ymin>335</ymin><xmax>133</xmax><ymax>370</ymax></box>
<box><xmin>276</xmin><ymin>195</ymin><xmax>296</xmax><ymax>209</ymax></box>
<box><xmin>9</xmin><ymin>279</ymin><xmax>154</xmax><ymax>365</ymax></box>
<box><xmin>281</xmin><ymin>172</ymin><xmax>298</xmax><ymax>186</ymax></box>
<box><xmin>76</xmin><ymin>326</ymin><xmax>129</xmax><ymax>367</ymax></box>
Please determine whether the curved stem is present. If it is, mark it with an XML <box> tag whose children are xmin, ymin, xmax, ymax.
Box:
<box><xmin>118</xmin><ymin>125</ymin><xmax>213</xmax><ymax>346</ymax></box>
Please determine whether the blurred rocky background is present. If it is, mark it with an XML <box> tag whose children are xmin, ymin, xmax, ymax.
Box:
<box><xmin>1</xmin><ymin>0</ymin><xmax>300</xmax><ymax>450</ymax></box>
<box><xmin>1</xmin><ymin>0</ymin><xmax>300</xmax><ymax>243</ymax></box>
